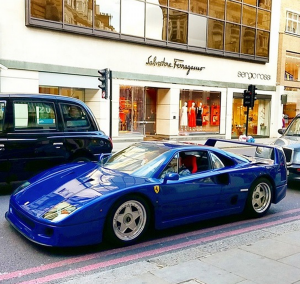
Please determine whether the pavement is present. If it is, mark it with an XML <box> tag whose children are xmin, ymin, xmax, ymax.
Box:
<box><xmin>61</xmin><ymin>136</ymin><xmax>300</xmax><ymax>284</ymax></box>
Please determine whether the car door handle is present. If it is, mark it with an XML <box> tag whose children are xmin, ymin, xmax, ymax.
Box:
<box><xmin>53</xmin><ymin>142</ymin><xmax>63</xmax><ymax>146</ymax></box>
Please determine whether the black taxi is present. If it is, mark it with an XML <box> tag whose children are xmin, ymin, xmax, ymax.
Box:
<box><xmin>0</xmin><ymin>93</ymin><xmax>112</xmax><ymax>189</ymax></box>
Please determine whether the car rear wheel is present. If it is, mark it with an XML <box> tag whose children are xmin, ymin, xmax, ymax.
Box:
<box><xmin>245</xmin><ymin>178</ymin><xmax>272</xmax><ymax>218</ymax></box>
<box><xmin>104</xmin><ymin>196</ymin><xmax>150</xmax><ymax>246</ymax></box>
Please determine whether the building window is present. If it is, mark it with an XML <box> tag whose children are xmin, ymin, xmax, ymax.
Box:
<box><xmin>285</xmin><ymin>52</ymin><xmax>300</xmax><ymax>82</ymax></box>
<box><xmin>286</xmin><ymin>11</ymin><xmax>300</xmax><ymax>34</ymax></box>
<box><xmin>27</xmin><ymin>0</ymin><xmax>272</xmax><ymax>62</ymax></box>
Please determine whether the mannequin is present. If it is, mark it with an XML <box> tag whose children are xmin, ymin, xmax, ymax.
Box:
<box><xmin>196</xmin><ymin>102</ymin><xmax>203</xmax><ymax>130</ymax></box>
<box><xmin>188</xmin><ymin>102</ymin><xmax>196</xmax><ymax>130</ymax></box>
<box><xmin>180</xmin><ymin>102</ymin><xmax>188</xmax><ymax>130</ymax></box>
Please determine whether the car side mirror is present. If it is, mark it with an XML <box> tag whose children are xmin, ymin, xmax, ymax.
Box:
<box><xmin>98</xmin><ymin>153</ymin><xmax>112</xmax><ymax>166</ymax></box>
<box><xmin>163</xmin><ymin>172</ymin><xmax>179</xmax><ymax>184</ymax></box>
<box><xmin>278</xmin><ymin>128</ymin><xmax>285</xmax><ymax>135</ymax></box>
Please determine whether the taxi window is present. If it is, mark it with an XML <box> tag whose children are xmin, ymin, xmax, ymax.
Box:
<box><xmin>14</xmin><ymin>101</ymin><xmax>57</xmax><ymax>130</ymax></box>
<box><xmin>0</xmin><ymin>102</ymin><xmax>5</xmax><ymax>132</ymax></box>
<box><xmin>60</xmin><ymin>103</ymin><xmax>89</xmax><ymax>128</ymax></box>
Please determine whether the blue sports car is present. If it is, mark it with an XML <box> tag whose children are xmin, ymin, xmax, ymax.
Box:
<box><xmin>6</xmin><ymin>139</ymin><xmax>287</xmax><ymax>247</ymax></box>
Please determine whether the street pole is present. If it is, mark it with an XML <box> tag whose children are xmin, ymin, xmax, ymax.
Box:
<box><xmin>109</xmin><ymin>70</ymin><xmax>112</xmax><ymax>139</ymax></box>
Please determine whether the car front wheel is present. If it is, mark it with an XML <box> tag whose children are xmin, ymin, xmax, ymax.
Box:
<box><xmin>245</xmin><ymin>178</ymin><xmax>272</xmax><ymax>218</ymax></box>
<box><xmin>104</xmin><ymin>196</ymin><xmax>150</xmax><ymax>246</ymax></box>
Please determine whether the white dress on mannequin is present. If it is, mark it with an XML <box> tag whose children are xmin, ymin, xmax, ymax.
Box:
<box><xmin>180</xmin><ymin>102</ymin><xmax>188</xmax><ymax>127</ymax></box>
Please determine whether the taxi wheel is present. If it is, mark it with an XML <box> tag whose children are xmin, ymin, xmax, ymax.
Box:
<box><xmin>104</xmin><ymin>196</ymin><xmax>150</xmax><ymax>246</ymax></box>
<box><xmin>245</xmin><ymin>178</ymin><xmax>272</xmax><ymax>218</ymax></box>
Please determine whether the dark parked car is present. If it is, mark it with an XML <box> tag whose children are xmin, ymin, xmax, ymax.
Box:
<box><xmin>0</xmin><ymin>93</ymin><xmax>112</xmax><ymax>189</ymax></box>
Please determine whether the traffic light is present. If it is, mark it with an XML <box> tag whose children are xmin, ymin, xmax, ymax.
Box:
<box><xmin>248</xmin><ymin>84</ymin><xmax>257</xmax><ymax>108</ymax></box>
<box><xmin>243</xmin><ymin>90</ymin><xmax>251</xmax><ymax>107</ymax></box>
<box><xmin>98</xmin><ymin>68</ymin><xmax>109</xmax><ymax>99</ymax></box>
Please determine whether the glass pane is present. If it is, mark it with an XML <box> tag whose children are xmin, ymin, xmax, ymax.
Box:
<box><xmin>121</xmin><ymin>0</ymin><xmax>145</xmax><ymax>37</ymax></box>
<box><xmin>188</xmin><ymin>14</ymin><xmax>207</xmax><ymax>47</ymax></box>
<box><xmin>243</xmin><ymin>5</ymin><xmax>256</xmax><ymax>27</ymax></box>
<box><xmin>244</xmin><ymin>0</ymin><xmax>257</xmax><ymax>6</ymax></box>
<box><xmin>226</xmin><ymin>1</ymin><xmax>241</xmax><ymax>24</ymax></box>
<box><xmin>64</xmin><ymin>0</ymin><xmax>92</xmax><ymax>27</ymax></box>
<box><xmin>146</xmin><ymin>0</ymin><xmax>167</xmax><ymax>5</ymax></box>
<box><xmin>94</xmin><ymin>0</ymin><xmax>120</xmax><ymax>32</ymax></box>
<box><xmin>208</xmin><ymin>0</ymin><xmax>225</xmax><ymax>20</ymax></box>
<box><xmin>168</xmin><ymin>9</ymin><xmax>188</xmax><ymax>44</ymax></box>
<box><xmin>146</xmin><ymin>4</ymin><xmax>166</xmax><ymax>40</ymax></box>
<box><xmin>225</xmin><ymin>23</ymin><xmax>240</xmax><ymax>52</ymax></box>
<box><xmin>207</xmin><ymin>19</ymin><xmax>224</xmax><ymax>50</ymax></box>
<box><xmin>169</xmin><ymin>0</ymin><xmax>188</xmax><ymax>11</ymax></box>
<box><xmin>258</xmin><ymin>0</ymin><xmax>272</xmax><ymax>10</ymax></box>
<box><xmin>256</xmin><ymin>30</ymin><xmax>269</xmax><ymax>57</ymax></box>
<box><xmin>31</xmin><ymin>0</ymin><xmax>62</xmax><ymax>22</ymax></box>
<box><xmin>241</xmin><ymin>27</ymin><xmax>255</xmax><ymax>55</ymax></box>
<box><xmin>190</xmin><ymin>0</ymin><xmax>207</xmax><ymax>15</ymax></box>
<box><xmin>257</xmin><ymin>9</ymin><xmax>270</xmax><ymax>30</ymax></box>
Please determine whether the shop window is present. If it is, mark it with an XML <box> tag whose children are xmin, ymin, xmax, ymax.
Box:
<box><xmin>257</xmin><ymin>9</ymin><xmax>270</xmax><ymax>30</ymax></box>
<box><xmin>242</xmin><ymin>5</ymin><xmax>256</xmax><ymax>28</ymax></box>
<box><xmin>179</xmin><ymin>90</ymin><xmax>221</xmax><ymax>134</ymax></box>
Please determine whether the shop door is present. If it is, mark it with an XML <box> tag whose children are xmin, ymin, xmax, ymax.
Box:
<box><xmin>119</xmin><ymin>86</ymin><xmax>156</xmax><ymax>136</ymax></box>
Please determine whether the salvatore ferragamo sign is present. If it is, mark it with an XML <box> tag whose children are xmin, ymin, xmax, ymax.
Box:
<box><xmin>146</xmin><ymin>55</ymin><xmax>205</xmax><ymax>75</ymax></box>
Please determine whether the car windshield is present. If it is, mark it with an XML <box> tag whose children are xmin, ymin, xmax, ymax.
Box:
<box><xmin>285</xmin><ymin>117</ymin><xmax>300</xmax><ymax>136</ymax></box>
<box><xmin>104</xmin><ymin>143</ymin><xmax>169</xmax><ymax>176</ymax></box>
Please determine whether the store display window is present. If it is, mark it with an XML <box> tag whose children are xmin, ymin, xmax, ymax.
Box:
<box><xmin>179</xmin><ymin>90</ymin><xmax>221</xmax><ymax>134</ymax></box>
<box><xmin>232</xmin><ymin>97</ymin><xmax>270</xmax><ymax>138</ymax></box>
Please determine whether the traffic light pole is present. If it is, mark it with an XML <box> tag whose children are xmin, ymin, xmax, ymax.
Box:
<box><xmin>245</xmin><ymin>106</ymin><xmax>249</xmax><ymax>136</ymax></box>
<box><xmin>109</xmin><ymin>70</ymin><xmax>112</xmax><ymax>139</ymax></box>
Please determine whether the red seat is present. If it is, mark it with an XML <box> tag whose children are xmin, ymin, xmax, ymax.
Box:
<box><xmin>182</xmin><ymin>155</ymin><xmax>197</xmax><ymax>173</ymax></box>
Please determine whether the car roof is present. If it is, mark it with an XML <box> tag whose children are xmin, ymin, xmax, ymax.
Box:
<box><xmin>0</xmin><ymin>93</ymin><xmax>82</xmax><ymax>103</ymax></box>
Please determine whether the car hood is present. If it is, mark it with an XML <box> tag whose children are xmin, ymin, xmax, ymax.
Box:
<box><xmin>274</xmin><ymin>136</ymin><xmax>300</xmax><ymax>149</ymax></box>
<box><xmin>11</xmin><ymin>162</ymin><xmax>150</xmax><ymax>217</ymax></box>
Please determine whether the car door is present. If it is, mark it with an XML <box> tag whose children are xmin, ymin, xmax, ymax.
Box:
<box><xmin>5</xmin><ymin>98</ymin><xmax>67</xmax><ymax>182</ymax></box>
<box><xmin>0</xmin><ymin>100</ymin><xmax>9</xmax><ymax>183</ymax></box>
<box><xmin>158</xmin><ymin>150</ymin><xmax>224</xmax><ymax>224</ymax></box>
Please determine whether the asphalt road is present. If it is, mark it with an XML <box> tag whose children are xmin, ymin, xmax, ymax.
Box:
<box><xmin>0</xmin><ymin>182</ymin><xmax>300</xmax><ymax>284</ymax></box>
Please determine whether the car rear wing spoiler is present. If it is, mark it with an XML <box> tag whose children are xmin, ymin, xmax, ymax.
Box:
<box><xmin>204</xmin><ymin>138</ymin><xmax>286</xmax><ymax>165</ymax></box>
<box><xmin>204</xmin><ymin>138</ymin><xmax>275</xmax><ymax>149</ymax></box>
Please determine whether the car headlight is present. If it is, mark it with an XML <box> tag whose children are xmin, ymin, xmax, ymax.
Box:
<box><xmin>293</xmin><ymin>151</ymin><xmax>300</xmax><ymax>164</ymax></box>
<box><xmin>13</xmin><ymin>181</ymin><xmax>31</xmax><ymax>195</ymax></box>
<box><xmin>43</xmin><ymin>202</ymin><xmax>77</xmax><ymax>222</ymax></box>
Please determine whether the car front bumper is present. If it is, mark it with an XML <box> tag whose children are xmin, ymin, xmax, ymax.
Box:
<box><xmin>5</xmin><ymin>204</ymin><xmax>105</xmax><ymax>247</ymax></box>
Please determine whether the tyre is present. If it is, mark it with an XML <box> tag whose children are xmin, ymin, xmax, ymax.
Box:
<box><xmin>245</xmin><ymin>178</ymin><xmax>272</xmax><ymax>218</ymax></box>
<box><xmin>104</xmin><ymin>196</ymin><xmax>150</xmax><ymax>246</ymax></box>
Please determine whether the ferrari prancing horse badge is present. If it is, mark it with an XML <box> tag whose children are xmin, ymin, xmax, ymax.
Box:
<box><xmin>154</xmin><ymin>185</ymin><xmax>160</xmax><ymax>194</ymax></box>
